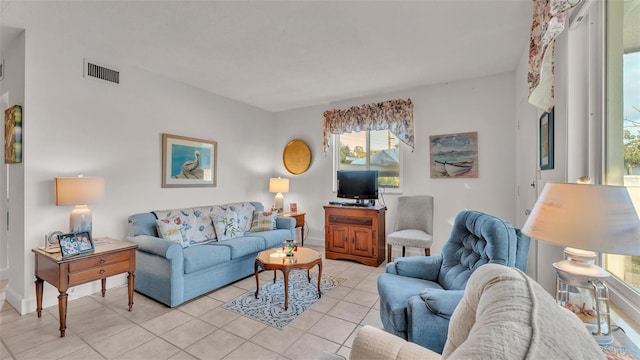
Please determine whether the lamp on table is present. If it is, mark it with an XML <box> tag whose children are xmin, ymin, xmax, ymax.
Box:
<box><xmin>522</xmin><ymin>181</ymin><xmax>640</xmax><ymax>345</ymax></box>
<box><xmin>54</xmin><ymin>175</ymin><xmax>105</xmax><ymax>237</ymax></box>
<box><xmin>269</xmin><ymin>177</ymin><xmax>289</xmax><ymax>214</ymax></box>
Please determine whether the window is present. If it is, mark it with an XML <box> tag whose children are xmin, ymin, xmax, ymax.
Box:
<box><xmin>603</xmin><ymin>0</ymin><xmax>640</xmax><ymax>321</ymax></box>
<box><xmin>335</xmin><ymin>130</ymin><xmax>401</xmax><ymax>191</ymax></box>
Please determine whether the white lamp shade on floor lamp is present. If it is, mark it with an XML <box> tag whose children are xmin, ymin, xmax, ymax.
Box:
<box><xmin>54</xmin><ymin>176</ymin><xmax>105</xmax><ymax>236</ymax></box>
<box><xmin>269</xmin><ymin>177</ymin><xmax>289</xmax><ymax>213</ymax></box>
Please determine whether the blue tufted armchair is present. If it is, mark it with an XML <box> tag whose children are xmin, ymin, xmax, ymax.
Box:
<box><xmin>377</xmin><ymin>210</ymin><xmax>530</xmax><ymax>354</ymax></box>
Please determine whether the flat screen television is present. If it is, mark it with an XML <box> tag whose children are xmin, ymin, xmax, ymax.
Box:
<box><xmin>337</xmin><ymin>170</ymin><xmax>379</xmax><ymax>203</ymax></box>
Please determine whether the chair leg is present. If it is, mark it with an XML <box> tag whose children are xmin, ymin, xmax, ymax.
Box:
<box><xmin>425</xmin><ymin>248</ymin><xmax>430</xmax><ymax>256</ymax></box>
<box><xmin>402</xmin><ymin>246</ymin><xmax>406</xmax><ymax>257</ymax></box>
<box><xmin>387</xmin><ymin>244</ymin><xmax>392</xmax><ymax>263</ymax></box>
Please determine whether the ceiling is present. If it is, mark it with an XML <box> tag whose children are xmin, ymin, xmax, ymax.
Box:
<box><xmin>0</xmin><ymin>1</ymin><xmax>533</xmax><ymax>112</ymax></box>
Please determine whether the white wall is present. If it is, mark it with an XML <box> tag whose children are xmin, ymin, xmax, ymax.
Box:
<box><xmin>3</xmin><ymin>29</ymin><xmax>277</xmax><ymax>314</ymax></box>
<box><xmin>274</xmin><ymin>73</ymin><xmax>519</xmax><ymax>258</ymax></box>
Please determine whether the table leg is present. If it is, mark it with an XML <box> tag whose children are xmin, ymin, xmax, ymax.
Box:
<box><xmin>317</xmin><ymin>262</ymin><xmax>323</xmax><ymax>298</ymax></box>
<box><xmin>254</xmin><ymin>260</ymin><xmax>260</xmax><ymax>299</ymax></box>
<box><xmin>35</xmin><ymin>278</ymin><xmax>43</xmax><ymax>318</ymax></box>
<box><xmin>58</xmin><ymin>290</ymin><xmax>68</xmax><ymax>337</ymax></box>
<box><xmin>283</xmin><ymin>269</ymin><xmax>290</xmax><ymax>310</ymax></box>
<box><xmin>273</xmin><ymin>270</ymin><xmax>277</xmax><ymax>283</ymax></box>
<box><xmin>101</xmin><ymin>278</ymin><xmax>107</xmax><ymax>297</ymax></box>
<box><xmin>127</xmin><ymin>272</ymin><xmax>135</xmax><ymax>311</ymax></box>
<box><xmin>300</xmin><ymin>224</ymin><xmax>304</xmax><ymax>247</ymax></box>
<box><xmin>307</xmin><ymin>269</ymin><xmax>311</xmax><ymax>283</ymax></box>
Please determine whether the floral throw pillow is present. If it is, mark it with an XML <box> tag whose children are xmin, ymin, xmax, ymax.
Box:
<box><xmin>249</xmin><ymin>210</ymin><xmax>277</xmax><ymax>232</ymax></box>
<box><xmin>212</xmin><ymin>209</ymin><xmax>244</xmax><ymax>240</ymax></box>
<box><xmin>156</xmin><ymin>215</ymin><xmax>189</xmax><ymax>248</ymax></box>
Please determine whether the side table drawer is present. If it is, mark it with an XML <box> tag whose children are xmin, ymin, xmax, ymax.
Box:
<box><xmin>68</xmin><ymin>252</ymin><xmax>131</xmax><ymax>272</ymax></box>
<box><xmin>69</xmin><ymin>261</ymin><xmax>131</xmax><ymax>285</ymax></box>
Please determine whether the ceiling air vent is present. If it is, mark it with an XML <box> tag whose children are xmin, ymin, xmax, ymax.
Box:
<box><xmin>84</xmin><ymin>59</ymin><xmax>119</xmax><ymax>84</ymax></box>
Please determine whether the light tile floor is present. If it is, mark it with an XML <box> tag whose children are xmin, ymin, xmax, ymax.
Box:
<box><xmin>0</xmin><ymin>248</ymin><xmax>386</xmax><ymax>360</ymax></box>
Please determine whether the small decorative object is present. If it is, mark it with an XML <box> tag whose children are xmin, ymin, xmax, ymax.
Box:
<box><xmin>283</xmin><ymin>139</ymin><xmax>312</xmax><ymax>175</ymax></box>
<box><xmin>430</xmin><ymin>132</ymin><xmax>478</xmax><ymax>178</ymax></box>
<box><xmin>4</xmin><ymin>105</ymin><xmax>22</xmax><ymax>164</ymax></box>
<box><xmin>75</xmin><ymin>231</ymin><xmax>95</xmax><ymax>254</ymax></box>
<box><xmin>282</xmin><ymin>239</ymin><xmax>297</xmax><ymax>257</ymax></box>
<box><xmin>290</xmin><ymin>203</ymin><xmax>297</xmax><ymax>213</ymax></box>
<box><xmin>42</xmin><ymin>231</ymin><xmax>64</xmax><ymax>253</ymax></box>
<box><xmin>162</xmin><ymin>133</ymin><xmax>217</xmax><ymax>188</ymax></box>
<box><xmin>539</xmin><ymin>108</ymin><xmax>554</xmax><ymax>170</ymax></box>
<box><xmin>58</xmin><ymin>233</ymin><xmax>80</xmax><ymax>258</ymax></box>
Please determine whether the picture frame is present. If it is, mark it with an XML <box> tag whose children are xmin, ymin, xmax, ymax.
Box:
<box><xmin>4</xmin><ymin>105</ymin><xmax>22</xmax><ymax>164</ymax></box>
<box><xmin>58</xmin><ymin>233</ymin><xmax>80</xmax><ymax>258</ymax></box>
<box><xmin>539</xmin><ymin>108</ymin><xmax>554</xmax><ymax>170</ymax></box>
<box><xmin>430</xmin><ymin>131</ymin><xmax>479</xmax><ymax>178</ymax></box>
<box><xmin>75</xmin><ymin>231</ymin><xmax>95</xmax><ymax>254</ymax></box>
<box><xmin>162</xmin><ymin>133</ymin><xmax>217</xmax><ymax>188</ymax></box>
<box><xmin>290</xmin><ymin>203</ymin><xmax>298</xmax><ymax>213</ymax></box>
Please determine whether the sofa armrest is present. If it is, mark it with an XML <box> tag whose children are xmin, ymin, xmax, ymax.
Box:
<box><xmin>349</xmin><ymin>325</ymin><xmax>441</xmax><ymax>360</ymax></box>
<box><xmin>276</xmin><ymin>216</ymin><xmax>296</xmax><ymax>238</ymax></box>
<box><xmin>386</xmin><ymin>255</ymin><xmax>443</xmax><ymax>281</ymax></box>
<box><xmin>127</xmin><ymin>235</ymin><xmax>183</xmax><ymax>259</ymax></box>
<box><xmin>419</xmin><ymin>289</ymin><xmax>464</xmax><ymax>319</ymax></box>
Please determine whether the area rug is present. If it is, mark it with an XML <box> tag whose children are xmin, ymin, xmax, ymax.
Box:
<box><xmin>222</xmin><ymin>271</ymin><xmax>345</xmax><ymax>329</ymax></box>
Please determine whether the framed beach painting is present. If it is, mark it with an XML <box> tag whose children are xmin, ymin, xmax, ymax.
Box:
<box><xmin>430</xmin><ymin>132</ymin><xmax>478</xmax><ymax>178</ymax></box>
<box><xmin>162</xmin><ymin>133</ymin><xmax>217</xmax><ymax>188</ymax></box>
<box><xmin>539</xmin><ymin>109</ymin><xmax>554</xmax><ymax>170</ymax></box>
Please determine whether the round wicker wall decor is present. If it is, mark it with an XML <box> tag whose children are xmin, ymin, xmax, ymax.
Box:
<box><xmin>283</xmin><ymin>139</ymin><xmax>311</xmax><ymax>175</ymax></box>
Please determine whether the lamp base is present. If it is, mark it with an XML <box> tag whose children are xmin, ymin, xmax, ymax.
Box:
<box><xmin>70</xmin><ymin>205</ymin><xmax>92</xmax><ymax>237</ymax></box>
<box><xmin>274</xmin><ymin>193</ymin><xmax>284</xmax><ymax>214</ymax></box>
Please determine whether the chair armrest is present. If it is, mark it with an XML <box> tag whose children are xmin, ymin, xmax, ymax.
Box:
<box><xmin>349</xmin><ymin>325</ymin><xmax>442</xmax><ymax>360</ymax></box>
<box><xmin>419</xmin><ymin>289</ymin><xmax>465</xmax><ymax>319</ymax></box>
<box><xmin>386</xmin><ymin>256</ymin><xmax>443</xmax><ymax>281</ymax></box>
<box><xmin>127</xmin><ymin>235</ymin><xmax>183</xmax><ymax>260</ymax></box>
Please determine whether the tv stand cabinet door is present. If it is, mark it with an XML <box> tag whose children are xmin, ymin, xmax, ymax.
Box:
<box><xmin>327</xmin><ymin>224</ymin><xmax>350</xmax><ymax>254</ymax></box>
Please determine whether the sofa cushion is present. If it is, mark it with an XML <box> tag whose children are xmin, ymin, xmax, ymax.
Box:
<box><xmin>212</xmin><ymin>209</ymin><xmax>244</xmax><ymax>240</ymax></box>
<box><xmin>222</xmin><ymin>202</ymin><xmax>256</xmax><ymax>231</ymax></box>
<box><xmin>212</xmin><ymin>236</ymin><xmax>265</xmax><ymax>259</ymax></box>
<box><xmin>249</xmin><ymin>210</ymin><xmax>277</xmax><ymax>232</ymax></box>
<box><xmin>249</xmin><ymin>229</ymin><xmax>292</xmax><ymax>248</ymax></box>
<box><xmin>183</xmin><ymin>244</ymin><xmax>231</xmax><ymax>274</ymax></box>
<box><xmin>153</xmin><ymin>208</ymin><xmax>216</xmax><ymax>245</ymax></box>
<box><xmin>444</xmin><ymin>264</ymin><xmax>605</xmax><ymax>360</ymax></box>
<box><xmin>377</xmin><ymin>273</ymin><xmax>444</xmax><ymax>334</ymax></box>
<box><xmin>155</xmin><ymin>216</ymin><xmax>188</xmax><ymax>247</ymax></box>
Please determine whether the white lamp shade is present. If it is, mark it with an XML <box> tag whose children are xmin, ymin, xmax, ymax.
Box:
<box><xmin>522</xmin><ymin>182</ymin><xmax>640</xmax><ymax>256</ymax></box>
<box><xmin>269</xmin><ymin>177</ymin><xmax>289</xmax><ymax>193</ymax></box>
<box><xmin>54</xmin><ymin>177</ymin><xmax>105</xmax><ymax>206</ymax></box>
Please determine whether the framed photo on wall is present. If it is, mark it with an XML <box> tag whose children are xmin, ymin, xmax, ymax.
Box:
<box><xmin>162</xmin><ymin>133</ymin><xmax>217</xmax><ymax>188</ymax></box>
<box><xmin>539</xmin><ymin>108</ymin><xmax>554</xmax><ymax>170</ymax></box>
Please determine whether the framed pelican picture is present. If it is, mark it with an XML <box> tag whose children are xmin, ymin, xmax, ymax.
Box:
<box><xmin>162</xmin><ymin>133</ymin><xmax>217</xmax><ymax>188</ymax></box>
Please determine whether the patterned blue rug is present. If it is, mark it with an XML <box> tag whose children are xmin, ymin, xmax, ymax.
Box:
<box><xmin>222</xmin><ymin>271</ymin><xmax>345</xmax><ymax>329</ymax></box>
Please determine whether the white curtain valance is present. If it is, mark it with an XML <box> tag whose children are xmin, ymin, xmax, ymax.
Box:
<box><xmin>322</xmin><ymin>98</ymin><xmax>414</xmax><ymax>154</ymax></box>
<box><xmin>528</xmin><ymin>0</ymin><xmax>582</xmax><ymax>112</ymax></box>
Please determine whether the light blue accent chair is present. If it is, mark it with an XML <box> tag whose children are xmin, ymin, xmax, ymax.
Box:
<box><xmin>377</xmin><ymin>210</ymin><xmax>530</xmax><ymax>354</ymax></box>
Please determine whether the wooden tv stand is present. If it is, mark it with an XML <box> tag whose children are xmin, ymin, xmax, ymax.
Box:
<box><xmin>323</xmin><ymin>205</ymin><xmax>386</xmax><ymax>267</ymax></box>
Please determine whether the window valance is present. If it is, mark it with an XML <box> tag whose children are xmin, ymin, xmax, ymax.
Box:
<box><xmin>322</xmin><ymin>98</ymin><xmax>414</xmax><ymax>154</ymax></box>
<box><xmin>528</xmin><ymin>0</ymin><xmax>582</xmax><ymax>112</ymax></box>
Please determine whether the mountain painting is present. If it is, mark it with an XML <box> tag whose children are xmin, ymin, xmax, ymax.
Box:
<box><xmin>430</xmin><ymin>132</ymin><xmax>478</xmax><ymax>178</ymax></box>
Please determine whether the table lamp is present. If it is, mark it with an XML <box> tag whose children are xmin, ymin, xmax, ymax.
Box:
<box><xmin>54</xmin><ymin>175</ymin><xmax>105</xmax><ymax>237</ymax></box>
<box><xmin>522</xmin><ymin>182</ymin><xmax>640</xmax><ymax>344</ymax></box>
<box><xmin>269</xmin><ymin>177</ymin><xmax>289</xmax><ymax>214</ymax></box>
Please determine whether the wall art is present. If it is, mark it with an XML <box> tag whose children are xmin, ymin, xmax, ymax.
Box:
<box><xmin>4</xmin><ymin>105</ymin><xmax>22</xmax><ymax>164</ymax></box>
<box><xmin>162</xmin><ymin>133</ymin><xmax>217</xmax><ymax>188</ymax></box>
<box><xmin>430</xmin><ymin>131</ymin><xmax>479</xmax><ymax>178</ymax></box>
<box><xmin>540</xmin><ymin>108</ymin><xmax>554</xmax><ymax>170</ymax></box>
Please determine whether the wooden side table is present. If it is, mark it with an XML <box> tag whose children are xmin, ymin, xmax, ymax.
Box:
<box><xmin>281</xmin><ymin>211</ymin><xmax>306</xmax><ymax>246</ymax></box>
<box><xmin>32</xmin><ymin>238</ymin><xmax>137</xmax><ymax>337</ymax></box>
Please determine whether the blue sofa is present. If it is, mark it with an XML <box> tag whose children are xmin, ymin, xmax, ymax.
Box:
<box><xmin>377</xmin><ymin>210</ymin><xmax>530</xmax><ymax>354</ymax></box>
<box><xmin>127</xmin><ymin>201</ymin><xmax>295</xmax><ymax>307</ymax></box>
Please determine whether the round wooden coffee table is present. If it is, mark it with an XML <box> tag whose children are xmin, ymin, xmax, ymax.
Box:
<box><xmin>254</xmin><ymin>247</ymin><xmax>322</xmax><ymax>310</ymax></box>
